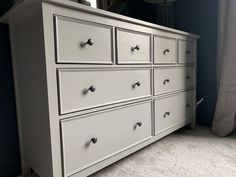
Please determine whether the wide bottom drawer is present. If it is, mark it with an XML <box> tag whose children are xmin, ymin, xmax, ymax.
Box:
<box><xmin>61</xmin><ymin>102</ymin><xmax>152</xmax><ymax>176</ymax></box>
<box><xmin>155</xmin><ymin>91</ymin><xmax>194</xmax><ymax>135</ymax></box>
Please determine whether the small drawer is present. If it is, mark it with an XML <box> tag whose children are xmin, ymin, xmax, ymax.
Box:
<box><xmin>55</xmin><ymin>16</ymin><xmax>113</xmax><ymax>64</ymax></box>
<box><xmin>154</xmin><ymin>36</ymin><xmax>176</xmax><ymax>64</ymax></box>
<box><xmin>58</xmin><ymin>69</ymin><xmax>151</xmax><ymax>114</ymax></box>
<box><xmin>179</xmin><ymin>40</ymin><xmax>195</xmax><ymax>64</ymax></box>
<box><xmin>116</xmin><ymin>28</ymin><xmax>151</xmax><ymax>64</ymax></box>
<box><xmin>61</xmin><ymin>102</ymin><xmax>152</xmax><ymax>176</ymax></box>
<box><xmin>155</xmin><ymin>91</ymin><xmax>194</xmax><ymax>134</ymax></box>
<box><xmin>154</xmin><ymin>67</ymin><xmax>194</xmax><ymax>95</ymax></box>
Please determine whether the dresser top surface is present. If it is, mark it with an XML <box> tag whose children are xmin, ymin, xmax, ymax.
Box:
<box><xmin>0</xmin><ymin>0</ymin><xmax>200</xmax><ymax>38</ymax></box>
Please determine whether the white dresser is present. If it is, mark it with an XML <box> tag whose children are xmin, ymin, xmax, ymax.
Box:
<box><xmin>0</xmin><ymin>0</ymin><xmax>199</xmax><ymax>177</ymax></box>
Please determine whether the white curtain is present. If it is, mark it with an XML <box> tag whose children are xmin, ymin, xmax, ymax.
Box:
<box><xmin>212</xmin><ymin>0</ymin><xmax>236</xmax><ymax>136</ymax></box>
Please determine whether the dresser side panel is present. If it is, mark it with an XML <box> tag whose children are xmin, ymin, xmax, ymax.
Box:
<box><xmin>8</xmin><ymin>1</ymin><xmax>54</xmax><ymax>177</ymax></box>
<box><xmin>41</xmin><ymin>2</ymin><xmax>64</xmax><ymax>177</ymax></box>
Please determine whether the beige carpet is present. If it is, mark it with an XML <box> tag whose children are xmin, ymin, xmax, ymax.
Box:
<box><xmin>90</xmin><ymin>126</ymin><xmax>236</xmax><ymax>177</ymax></box>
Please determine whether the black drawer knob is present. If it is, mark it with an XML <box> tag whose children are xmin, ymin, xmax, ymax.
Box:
<box><xmin>186</xmin><ymin>50</ymin><xmax>191</xmax><ymax>54</ymax></box>
<box><xmin>186</xmin><ymin>75</ymin><xmax>191</xmax><ymax>80</ymax></box>
<box><xmin>133</xmin><ymin>82</ymin><xmax>141</xmax><ymax>88</ymax></box>
<box><xmin>186</xmin><ymin>104</ymin><xmax>191</xmax><ymax>108</ymax></box>
<box><xmin>86</xmin><ymin>38</ymin><xmax>94</xmax><ymax>46</ymax></box>
<box><xmin>131</xmin><ymin>45</ymin><xmax>140</xmax><ymax>51</ymax></box>
<box><xmin>88</xmin><ymin>85</ymin><xmax>96</xmax><ymax>92</ymax></box>
<box><xmin>164</xmin><ymin>112</ymin><xmax>170</xmax><ymax>118</ymax></box>
<box><xmin>163</xmin><ymin>48</ymin><xmax>170</xmax><ymax>55</ymax></box>
<box><xmin>81</xmin><ymin>38</ymin><xmax>94</xmax><ymax>47</ymax></box>
<box><xmin>84</xmin><ymin>38</ymin><xmax>93</xmax><ymax>46</ymax></box>
<box><xmin>163</xmin><ymin>79</ymin><xmax>170</xmax><ymax>85</ymax></box>
<box><xmin>136</xmin><ymin>122</ymin><xmax>142</xmax><ymax>127</ymax></box>
<box><xmin>91</xmin><ymin>137</ymin><xmax>98</xmax><ymax>144</ymax></box>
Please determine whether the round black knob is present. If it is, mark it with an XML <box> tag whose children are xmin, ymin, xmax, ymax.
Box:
<box><xmin>88</xmin><ymin>85</ymin><xmax>96</xmax><ymax>92</ymax></box>
<box><xmin>132</xmin><ymin>45</ymin><xmax>140</xmax><ymax>51</ymax></box>
<box><xmin>163</xmin><ymin>79</ymin><xmax>170</xmax><ymax>85</ymax></box>
<box><xmin>133</xmin><ymin>82</ymin><xmax>141</xmax><ymax>88</ymax></box>
<box><xmin>186</xmin><ymin>104</ymin><xmax>191</xmax><ymax>108</ymax></box>
<box><xmin>164</xmin><ymin>112</ymin><xmax>170</xmax><ymax>118</ymax></box>
<box><xmin>91</xmin><ymin>137</ymin><xmax>98</xmax><ymax>144</ymax></box>
<box><xmin>186</xmin><ymin>75</ymin><xmax>191</xmax><ymax>80</ymax></box>
<box><xmin>163</xmin><ymin>48</ymin><xmax>170</xmax><ymax>55</ymax></box>
<box><xmin>86</xmin><ymin>38</ymin><xmax>93</xmax><ymax>46</ymax></box>
<box><xmin>186</xmin><ymin>50</ymin><xmax>191</xmax><ymax>54</ymax></box>
<box><xmin>136</xmin><ymin>122</ymin><xmax>142</xmax><ymax>127</ymax></box>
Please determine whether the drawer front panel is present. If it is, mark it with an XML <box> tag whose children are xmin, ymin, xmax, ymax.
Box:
<box><xmin>58</xmin><ymin>69</ymin><xmax>151</xmax><ymax>114</ymax></box>
<box><xmin>55</xmin><ymin>16</ymin><xmax>113</xmax><ymax>64</ymax></box>
<box><xmin>179</xmin><ymin>40</ymin><xmax>195</xmax><ymax>64</ymax></box>
<box><xmin>61</xmin><ymin>102</ymin><xmax>152</xmax><ymax>176</ymax></box>
<box><xmin>154</xmin><ymin>67</ymin><xmax>194</xmax><ymax>95</ymax></box>
<box><xmin>155</xmin><ymin>91</ymin><xmax>194</xmax><ymax>134</ymax></box>
<box><xmin>154</xmin><ymin>36</ymin><xmax>176</xmax><ymax>64</ymax></box>
<box><xmin>116</xmin><ymin>29</ymin><xmax>151</xmax><ymax>64</ymax></box>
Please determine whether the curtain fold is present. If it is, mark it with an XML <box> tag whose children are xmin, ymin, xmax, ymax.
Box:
<box><xmin>212</xmin><ymin>0</ymin><xmax>236</xmax><ymax>136</ymax></box>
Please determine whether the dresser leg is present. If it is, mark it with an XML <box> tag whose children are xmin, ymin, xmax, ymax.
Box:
<box><xmin>190</xmin><ymin>121</ymin><xmax>196</xmax><ymax>130</ymax></box>
<box><xmin>20</xmin><ymin>163</ymin><xmax>31</xmax><ymax>177</ymax></box>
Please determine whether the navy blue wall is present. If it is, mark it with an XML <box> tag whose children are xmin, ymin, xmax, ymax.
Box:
<box><xmin>175</xmin><ymin>0</ymin><xmax>218</xmax><ymax>127</ymax></box>
<box><xmin>112</xmin><ymin>0</ymin><xmax>158</xmax><ymax>24</ymax></box>
<box><xmin>0</xmin><ymin>1</ymin><xmax>21</xmax><ymax>177</ymax></box>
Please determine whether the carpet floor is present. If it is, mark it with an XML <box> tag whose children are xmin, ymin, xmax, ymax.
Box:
<box><xmin>89</xmin><ymin>126</ymin><xmax>236</xmax><ymax>177</ymax></box>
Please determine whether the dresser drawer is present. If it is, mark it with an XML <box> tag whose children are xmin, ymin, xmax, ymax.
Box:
<box><xmin>55</xmin><ymin>16</ymin><xmax>113</xmax><ymax>64</ymax></box>
<box><xmin>154</xmin><ymin>67</ymin><xmax>194</xmax><ymax>95</ymax></box>
<box><xmin>58</xmin><ymin>69</ymin><xmax>151</xmax><ymax>114</ymax></box>
<box><xmin>116</xmin><ymin>29</ymin><xmax>151</xmax><ymax>64</ymax></box>
<box><xmin>179</xmin><ymin>40</ymin><xmax>195</xmax><ymax>64</ymax></box>
<box><xmin>61</xmin><ymin>102</ymin><xmax>152</xmax><ymax>176</ymax></box>
<box><xmin>155</xmin><ymin>91</ymin><xmax>194</xmax><ymax>134</ymax></box>
<box><xmin>154</xmin><ymin>36</ymin><xmax>176</xmax><ymax>64</ymax></box>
